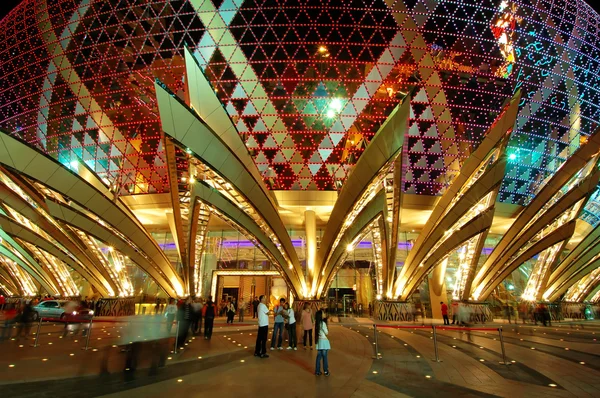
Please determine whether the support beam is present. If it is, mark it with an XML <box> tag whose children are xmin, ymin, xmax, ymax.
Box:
<box><xmin>0</xmin><ymin>130</ymin><xmax>184</xmax><ymax>297</ymax></box>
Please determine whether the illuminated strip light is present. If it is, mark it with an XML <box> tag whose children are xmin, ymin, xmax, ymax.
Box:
<box><xmin>39</xmin><ymin>189</ymin><xmax>183</xmax><ymax>296</ymax></box>
<box><xmin>0</xmin><ymin>281</ymin><xmax>15</xmax><ymax>296</ymax></box>
<box><xmin>452</xmin><ymin>235</ymin><xmax>480</xmax><ymax>300</ymax></box>
<box><xmin>0</xmin><ymin>257</ymin><xmax>36</xmax><ymax>296</ymax></box>
<box><xmin>521</xmin><ymin>242</ymin><xmax>563</xmax><ymax>301</ymax></box>
<box><xmin>72</xmin><ymin>230</ymin><xmax>117</xmax><ymax>296</ymax></box>
<box><xmin>0</xmin><ymin>203</ymin><xmax>81</xmax><ymax>266</ymax></box>
<box><xmin>421</xmin><ymin>191</ymin><xmax>494</xmax><ymax>268</ymax></box>
<box><xmin>591</xmin><ymin>287</ymin><xmax>600</xmax><ymax>304</ymax></box>
<box><xmin>21</xmin><ymin>242</ymin><xmax>79</xmax><ymax>297</ymax></box>
<box><xmin>520</xmin><ymin>156</ymin><xmax>598</xmax><ymax>235</ymax></box>
<box><xmin>325</xmin><ymin>217</ymin><xmax>381</xmax><ymax>296</ymax></box>
<box><xmin>564</xmin><ymin>267</ymin><xmax>600</xmax><ymax>302</ymax></box>
<box><xmin>106</xmin><ymin>248</ymin><xmax>134</xmax><ymax>297</ymax></box>
<box><xmin>199</xmin><ymin>201</ymin><xmax>308</xmax><ymax>295</ymax></box>
<box><xmin>371</xmin><ymin>224</ymin><xmax>385</xmax><ymax>296</ymax></box>
<box><xmin>210</xmin><ymin>270</ymin><xmax>280</xmax><ymax>300</ymax></box>
<box><xmin>441</xmin><ymin>148</ymin><xmax>500</xmax><ymax>221</ymax></box>
<box><xmin>190</xmin><ymin>160</ymin><xmax>295</xmax><ymax>273</ymax></box>
<box><xmin>193</xmin><ymin>203</ymin><xmax>210</xmax><ymax>297</ymax></box>
<box><xmin>473</xmin><ymin>198</ymin><xmax>585</xmax><ymax>301</ymax></box>
<box><xmin>509</xmin><ymin>198</ymin><xmax>584</xmax><ymax>266</ymax></box>
<box><xmin>325</xmin><ymin>162</ymin><xmax>394</xmax><ymax>273</ymax></box>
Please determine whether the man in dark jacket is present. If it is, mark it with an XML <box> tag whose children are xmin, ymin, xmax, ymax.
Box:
<box><xmin>202</xmin><ymin>296</ymin><xmax>217</xmax><ymax>340</ymax></box>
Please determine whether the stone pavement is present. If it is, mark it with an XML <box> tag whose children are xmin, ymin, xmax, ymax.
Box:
<box><xmin>1</xmin><ymin>316</ymin><xmax>599</xmax><ymax>397</ymax></box>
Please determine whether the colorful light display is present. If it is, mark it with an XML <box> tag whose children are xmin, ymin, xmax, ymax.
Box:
<box><xmin>0</xmin><ymin>0</ymin><xmax>599</xmax><ymax>214</ymax></box>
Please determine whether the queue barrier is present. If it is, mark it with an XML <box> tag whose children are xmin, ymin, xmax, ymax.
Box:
<box><xmin>370</xmin><ymin>324</ymin><xmax>511</xmax><ymax>365</ymax></box>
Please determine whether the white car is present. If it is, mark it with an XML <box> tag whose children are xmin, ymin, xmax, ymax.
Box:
<box><xmin>32</xmin><ymin>300</ymin><xmax>93</xmax><ymax>321</ymax></box>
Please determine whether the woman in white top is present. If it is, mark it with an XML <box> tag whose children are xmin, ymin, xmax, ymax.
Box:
<box><xmin>314</xmin><ymin>309</ymin><xmax>330</xmax><ymax>376</ymax></box>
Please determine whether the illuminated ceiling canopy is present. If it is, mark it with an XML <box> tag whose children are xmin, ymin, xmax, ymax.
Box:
<box><xmin>0</xmin><ymin>0</ymin><xmax>598</xmax><ymax>211</ymax></box>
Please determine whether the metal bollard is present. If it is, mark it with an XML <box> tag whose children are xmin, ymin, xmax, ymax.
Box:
<box><xmin>498</xmin><ymin>327</ymin><xmax>511</xmax><ymax>365</ymax></box>
<box><xmin>83</xmin><ymin>318</ymin><xmax>93</xmax><ymax>350</ymax></box>
<box><xmin>432</xmin><ymin>325</ymin><xmax>442</xmax><ymax>362</ymax></box>
<box><xmin>32</xmin><ymin>318</ymin><xmax>43</xmax><ymax>347</ymax></box>
<box><xmin>373</xmin><ymin>324</ymin><xmax>381</xmax><ymax>359</ymax></box>
<box><xmin>173</xmin><ymin>321</ymin><xmax>180</xmax><ymax>354</ymax></box>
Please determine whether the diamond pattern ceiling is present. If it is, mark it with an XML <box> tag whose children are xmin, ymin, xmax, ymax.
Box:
<box><xmin>1</xmin><ymin>0</ymin><xmax>600</xmax><ymax>217</ymax></box>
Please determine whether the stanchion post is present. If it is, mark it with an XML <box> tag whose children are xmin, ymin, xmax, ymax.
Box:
<box><xmin>32</xmin><ymin>317</ymin><xmax>42</xmax><ymax>347</ymax></box>
<box><xmin>83</xmin><ymin>318</ymin><xmax>93</xmax><ymax>350</ymax></box>
<box><xmin>173</xmin><ymin>321</ymin><xmax>179</xmax><ymax>354</ymax></box>
<box><xmin>498</xmin><ymin>327</ymin><xmax>511</xmax><ymax>365</ymax></box>
<box><xmin>372</xmin><ymin>324</ymin><xmax>381</xmax><ymax>359</ymax></box>
<box><xmin>432</xmin><ymin>325</ymin><xmax>442</xmax><ymax>362</ymax></box>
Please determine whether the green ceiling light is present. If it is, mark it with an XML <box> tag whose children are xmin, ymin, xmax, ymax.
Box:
<box><xmin>508</xmin><ymin>153</ymin><xmax>517</xmax><ymax>161</ymax></box>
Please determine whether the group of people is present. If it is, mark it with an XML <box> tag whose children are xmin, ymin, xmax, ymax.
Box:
<box><xmin>517</xmin><ymin>302</ymin><xmax>553</xmax><ymax>326</ymax></box>
<box><xmin>162</xmin><ymin>296</ymin><xmax>218</xmax><ymax>349</ymax></box>
<box><xmin>253</xmin><ymin>297</ymin><xmax>331</xmax><ymax>376</ymax></box>
<box><xmin>440</xmin><ymin>301</ymin><xmax>480</xmax><ymax>326</ymax></box>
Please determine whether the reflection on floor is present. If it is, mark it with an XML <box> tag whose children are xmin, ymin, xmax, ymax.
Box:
<box><xmin>1</xmin><ymin>316</ymin><xmax>599</xmax><ymax>397</ymax></box>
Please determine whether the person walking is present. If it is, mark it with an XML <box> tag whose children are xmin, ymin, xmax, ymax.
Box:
<box><xmin>283</xmin><ymin>302</ymin><xmax>297</xmax><ymax>350</ymax></box>
<box><xmin>254</xmin><ymin>295</ymin><xmax>269</xmax><ymax>358</ymax></box>
<box><xmin>191</xmin><ymin>299</ymin><xmax>202</xmax><ymax>335</ymax></box>
<box><xmin>202</xmin><ymin>296</ymin><xmax>217</xmax><ymax>339</ymax></box>
<box><xmin>441</xmin><ymin>301</ymin><xmax>449</xmax><ymax>325</ymax></box>
<box><xmin>177</xmin><ymin>297</ymin><xmax>192</xmax><ymax>349</ymax></box>
<box><xmin>16</xmin><ymin>301</ymin><xmax>33</xmax><ymax>340</ymax></box>
<box><xmin>164</xmin><ymin>299</ymin><xmax>177</xmax><ymax>333</ymax></box>
<box><xmin>451</xmin><ymin>301</ymin><xmax>459</xmax><ymax>324</ymax></box>
<box><xmin>238</xmin><ymin>298</ymin><xmax>246</xmax><ymax>322</ymax></box>
<box><xmin>301</xmin><ymin>302</ymin><xmax>314</xmax><ymax>350</ymax></box>
<box><xmin>252</xmin><ymin>297</ymin><xmax>259</xmax><ymax>319</ymax></box>
<box><xmin>1</xmin><ymin>304</ymin><xmax>18</xmax><ymax>341</ymax></box>
<box><xmin>270</xmin><ymin>298</ymin><xmax>286</xmax><ymax>350</ymax></box>
<box><xmin>314</xmin><ymin>309</ymin><xmax>330</xmax><ymax>376</ymax></box>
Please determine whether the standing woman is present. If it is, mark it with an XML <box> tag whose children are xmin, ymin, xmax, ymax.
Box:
<box><xmin>301</xmin><ymin>302</ymin><xmax>314</xmax><ymax>350</ymax></box>
<box><xmin>314</xmin><ymin>309</ymin><xmax>330</xmax><ymax>376</ymax></box>
<box><xmin>226</xmin><ymin>299</ymin><xmax>235</xmax><ymax>324</ymax></box>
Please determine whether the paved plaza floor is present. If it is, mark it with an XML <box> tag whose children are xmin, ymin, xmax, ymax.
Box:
<box><xmin>1</xmin><ymin>316</ymin><xmax>599</xmax><ymax>397</ymax></box>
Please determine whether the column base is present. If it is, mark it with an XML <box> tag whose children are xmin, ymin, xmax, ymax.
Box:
<box><xmin>292</xmin><ymin>299</ymin><xmax>324</xmax><ymax>315</ymax></box>
<box><xmin>96</xmin><ymin>298</ymin><xmax>135</xmax><ymax>316</ymax></box>
<box><xmin>461</xmin><ymin>301</ymin><xmax>492</xmax><ymax>323</ymax></box>
<box><xmin>374</xmin><ymin>301</ymin><xmax>418</xmax><ymax>321</ymax></box>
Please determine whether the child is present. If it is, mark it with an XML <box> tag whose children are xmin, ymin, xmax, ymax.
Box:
<box><xmin>314</xmin><ymin>309</ymin><xmax>330</xmax><ymax>376</ymax></box>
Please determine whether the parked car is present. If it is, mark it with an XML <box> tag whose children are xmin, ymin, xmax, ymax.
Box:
<box><xmin>32</xmin><ymin>300</ymin><xmax>94</xmax><ymax>321</ymax></box>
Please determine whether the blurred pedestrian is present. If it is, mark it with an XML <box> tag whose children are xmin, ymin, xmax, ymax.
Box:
<box><xmin>252</xmin><ymin>296</ymin><xmax>259</xmax><ymax>319</ymax></box>
<box><xmin>314</xmin><ymin>309</ymin><xmax>330</xmax><ymax>376</ymax></box>
<box><xmin>254</xmin><ymin>295</ymin><xmax>269</xmax><ymax>358</ymax></box>
<box><xmin>238</xmin><ymin>297</ymin><xmax>246</xmax><ymax>322</ymax></box>
<box><xmin>1</xmin><ymin>303</ymin><xmax>18</xmax><ymax>341</ymax></box>
<box><xmin>191</xmin><ymin>299</ymin><xmax>202</xmax><ymax>335</ymax></box>
<box><xmin>202</xmin><ymin>296</ymin><xmax>217</xmax><ymax>340</ymax></box>
<box><xmin>16</xmin><ymin>300</ymin><xmax>33</xmax><ymax>340</ymax></box>
<box><xmin>164</xmin><ymin>298</ymin><xmax>177</xmax><ymax>333</ymax></box>
<box><xmin>177</xmin><ymin>297</ymin><xmax>192</xmax><ymax>349</ymax></box>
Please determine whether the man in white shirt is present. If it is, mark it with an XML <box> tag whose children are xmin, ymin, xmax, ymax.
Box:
<box><xmin>254</xmin><ymin>295</ymin><xmax>269</xmax><ymax>358</ymax></box>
